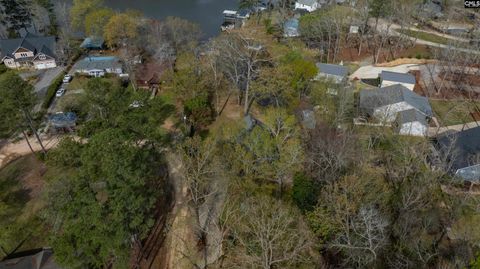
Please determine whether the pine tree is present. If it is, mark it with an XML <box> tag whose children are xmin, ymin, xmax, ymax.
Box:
<box><xmin>0</xmin><ymin>0</ymin><xmax>33</xmax><ymax>35</ymax></box>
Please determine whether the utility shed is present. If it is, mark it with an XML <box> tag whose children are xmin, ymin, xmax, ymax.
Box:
<box><xmin>379</xmin><ymin>71</ymin><xmax>416</xmax><ymax>91</ymax></box>
<box><xmin>359</xmin><ymin>84</ymin><xmax>432</xmax><ymax>123</ymax></box>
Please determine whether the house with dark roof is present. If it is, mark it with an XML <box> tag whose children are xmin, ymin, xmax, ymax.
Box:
<box><xmin>0</xmin><ymin>33</ymin><xmax>56</xmax><ymax>70</ymax></box>
<box><xmin>359</xmin><ymin>84</ymin><xmax>432</xmax><ymax>136</ymax></box>
<box><xmin>0</xmin><ymin>248</ymin><xmax>62</xmax><ymax>269</ymax></box>
<box><xmin>71</xmin><ymin>56</ymin><xmax>123</xmax><ymax>77</ymax></box>
<box><xmin>315</xmin><ymin>63</ymin><xmax>348</xmax><ymax>83</ymax></box>
<box><xmin>379</xmin><ymin>70</ymin><xmax>416</xmax><ymax>91</ymax></box>
<box><xmin>135</xmin><ymin>61</ymin><xmax>171</xmax><ymax>90</ymax></box>
<box><xmin>436</xmin><ymin>126</ymin><xmax>480</xmax><ymax>182</ymax></box>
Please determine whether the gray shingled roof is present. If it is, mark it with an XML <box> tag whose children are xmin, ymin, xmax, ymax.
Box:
<box><xmin>359</xmin><ymin>84</ymin><xmax>433</xmax><ymax>116</ymax></box>
<box><xmin>0</xmin><ymin>248</ymin><xmax>62</xmax><ymax>269</ymax></box>
<box><xmin>396</xmin><ymin>108</ymin><xmax>427</xmax><ymax>125</ymax></box>
<box><xmin>437</xmin><ymin>126</ymin><xmax>480</xmax><ymax>178</ymax></box>
<box><xmin>316</xmin><ymin>63</ymin><xmax>348</xmax><ymax>77</ymax></box>
<box><xmin>0</xmin><ymin>32</ymin><xmax>56</xmax><ymax>60</ymax></box>
<box><xmin>380</xmin><ymin>71</ymin><xmax>416</xmax><ymax>84</ymax></box>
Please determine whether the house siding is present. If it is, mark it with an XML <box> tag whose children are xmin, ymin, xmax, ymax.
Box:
<box><xmin>399</xmin><ymin>121</ymin><xmax>427</xmax><ymax>136</ymax></box>
<box><xmin>373</xmin><ymin>102</ymin><xmax>415</xmax><ymax>123</ymax></box>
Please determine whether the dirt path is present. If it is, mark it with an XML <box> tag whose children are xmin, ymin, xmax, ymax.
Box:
<box><xmin>0</xmin><ymin>135</ymin><xmax>60</xmax><ymax>168</ymax></box>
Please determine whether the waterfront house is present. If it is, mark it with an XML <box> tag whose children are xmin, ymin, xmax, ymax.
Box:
<box><xmin>379</xmin><ymin>70</ymin><xmax>416</xmax><ymax>91</ymax></box>
<box><xmin>0</xmin><ymin>32</ymin><xmax>56</xmax><ymax>70</ymax></box>
<box><xmin>295</xmin><ymin>0</ymin><xmax>319</xmax><ymax>12</ymax></box>
<box><xmin>72</xmin><ymin>56</ymin><xmax>123</xmax><ymax>77</ymax></box>
<box><xmin>315</xmin><ymin>63</ymin><xmax>348</xmax><ymax>83</ymax></box>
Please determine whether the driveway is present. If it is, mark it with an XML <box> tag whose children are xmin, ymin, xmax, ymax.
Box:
<box><xmin>33</xmin><ymin>67</ymin><xmax>65</xmax><ymax>98</ymax></box>
<box><xmin>350</xmin><ymin>64</ymin><xmax>422</xmax><ymax>80</ymax></box>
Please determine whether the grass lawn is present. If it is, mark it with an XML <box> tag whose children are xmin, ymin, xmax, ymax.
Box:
<box><xmin>65</xmin><ymin>76</ymin><xmax>89</xmax><ymax>91</ymax></box>
<box><xmin>0</xmin><ymin>155</ymin><xmax>48</xmax><ymax>259</ymax></box>
<box><xmin>430</xmin><ymin>99</ymin><xmax>480</xmax><ymax>126</ymax></box>
<box><xmin>397</xmin><ymin>29</ymin><xmax>464</xmax><ymax>46</ymax></box>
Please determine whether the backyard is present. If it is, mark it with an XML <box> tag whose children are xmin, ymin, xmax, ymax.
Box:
<box><xmin>430</xmin><ymin>99</ymin><xmax>480</xmax><ymax>126</ymax></box>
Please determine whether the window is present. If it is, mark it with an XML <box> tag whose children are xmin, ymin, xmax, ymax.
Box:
<box><xmin>20</xmin><ymin>53</ymin><xmax>28</xmax><ymax>57</ymax></box>
<box><xmin>39</xmin><ymin>54</ymin><xmax>46</xmax><ymax>60</ymax></box>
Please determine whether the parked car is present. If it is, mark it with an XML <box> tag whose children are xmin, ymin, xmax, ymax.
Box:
<box><xmin>56</xmin><ymin>88</ymin><xmax>66</xmax><ymax>97</ymax></box>
<box><xmin>63</xmin><ymin>74</ymin><xmax>73</xmax><ymax>83</ymax></box>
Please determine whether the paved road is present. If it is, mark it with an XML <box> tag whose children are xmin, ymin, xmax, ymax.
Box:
<box><xmin>371</xmin><ymin>18</ymin><xmax>480</xmax><ymax>55</ymax></box>
<box><xmin>33</xmin><ymin>67</ymin><xmax>65</xmax><ymax>96</ymax></box>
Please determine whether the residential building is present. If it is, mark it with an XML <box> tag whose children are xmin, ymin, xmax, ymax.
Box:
<box><xmin>283</xmin><ymin>18</ymin><xmax>300</xmax><ymax>37</ymax></box>
<box><xmin>436</xmin><ymin>126</ymin><xmax>480</xmax><ymax>182</ymax></box>
<box><xmin>72</xmin><ymin>56</ymin><xmax>123</xmax><ymax>77</ymax></box>
<box><xmin>135</xmin><ymin>61</ymin><xmax>171</xmax><ymax>90</ymax></box>
<box><xmin>359</xmin><ymin>84</ymin><xmax>432</xmax><ymax>136</ymax></box>
<box><xmin>0</xmin><ymin>248</ymin><xmax>62</xmax><ymax>269</ymax></box>
<box><xmin>295</xmin><ymin>0</ymin><xmax>319</xmax><ymax>12</ymax></box>
<box><xmin>0</xmin><ymin>33</ymin><xmax>56</xmax><ymax>70</ymax></box>
<box><xmin>379</xmin><ymin>70</ymin><xmax>416</xmax><ymax>91</ymax></box>
<box><xmin>80</xmin><ymin>36</ymin><xmax>105</xmax><ymax>50</ymax></box>
<box><xmin>315</xmin><ymin>63</ymin><xmax>348</xmax><ymax>83</ymax></box>
<box><xmin>395</xmin><ymin>108</ymin><xmax>429</xmax><ymax>136</ymax></box>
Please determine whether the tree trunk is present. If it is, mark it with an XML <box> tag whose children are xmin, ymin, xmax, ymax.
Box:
<box><xmin>21</xmin><ymin>130</ymin><xmax>35</xmax><ymax>155</ymax></box>
<box><xmin>23</xmin><ymin>109</ymin><xmax>46</xmax><ymax>154</ymax></box>
<box><xmin>244</xmin><ymin>66</ymin><xmax>251</xmax><ymax>115</ymax></box>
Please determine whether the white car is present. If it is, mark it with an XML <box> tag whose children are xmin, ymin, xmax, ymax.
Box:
<box><xmin>63</xmin><ymin>74</ymin><xmax>73</xmax><ymax>83</ymax></box>
<box><xmin>56</xmin><ymin>88</ymin><xmax>66</xmax><ymax>97</ymax></box>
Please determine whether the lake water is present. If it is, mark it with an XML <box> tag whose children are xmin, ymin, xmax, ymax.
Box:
<box><xmin>104</xmin><ymin>0</ymin><xmax>238</xmax><ymax>37</ymax></box>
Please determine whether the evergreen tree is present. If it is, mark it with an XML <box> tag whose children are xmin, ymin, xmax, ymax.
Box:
<box><xmin>0</xmin><ymin>0</ymin><xmax>33</xmax><ymax>36</ymax></box>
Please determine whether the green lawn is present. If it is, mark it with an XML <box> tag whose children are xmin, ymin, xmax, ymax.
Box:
<box><xmin>397</xmin><ymin>29</ymin><xmax>462</xmax><ymax>46</ymax></box>
<box><xmin>430</xmin><ymin>99</ymin><xmax>480</xmax><ymax>126</ymax></box>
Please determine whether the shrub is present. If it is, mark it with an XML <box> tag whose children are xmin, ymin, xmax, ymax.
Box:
<box><xmin>291</xmin><ymin>173</ymin><xmax>317</xmax><ymax>212</ymax></box>
<box><xmin>42</xmin><ymin>71</ymin><xmax>66</xmax><ymax>109</ymax></box>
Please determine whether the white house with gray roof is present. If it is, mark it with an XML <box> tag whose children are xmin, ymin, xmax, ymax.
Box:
<box><xmin>359</xmin><ymin>84</ymin><xmax>432</xmax><ymax>136</ymax></box>
<box><xmin>72</xmin><ymin>56</ymin><xmax>123</xmax><ymax>77</ymax></box>
<box><xmin>315</xmin><ymin>63</ymin><xmax>348</xmax><ymax>83</ymax></box>
<box><xmin>295</xmin><ymin>0</ymin><xmax>319</xmax><ymax>12</ymax></box>
<box><xmin>0</xmin><ymin>33</ymin><xmax>56</xmax><ymax>70</ymax></box>
<box><xmin>379</xmin><ymin>70</ymin><xmax>416</xmax><ymax>91</ymax></box>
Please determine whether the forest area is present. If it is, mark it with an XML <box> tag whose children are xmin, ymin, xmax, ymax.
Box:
<box><xmin>0</xmin><ymin>0</ymin><xmax>480</xmax><ymax>268</ymax></box>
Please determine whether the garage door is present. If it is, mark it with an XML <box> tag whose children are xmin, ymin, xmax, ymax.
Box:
<box><xmin>35</xmin><ymin>63</ymin><xmax>46</xmax><ymax>69</ymax></box>
<box><xmin>46</xmin><ymin>62</ymin><xmax>56</xmax><ymax>68</ymax></box>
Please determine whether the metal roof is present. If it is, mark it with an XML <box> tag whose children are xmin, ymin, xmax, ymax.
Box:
<box><xmin>316</xmin><ymin>63</ymin><xmax>348</xmax><ymax>77</ymax></box>
<box><xmin>72</xmin><ymin>56</ymin><xmax>122</xmax><ymax>71</ymax></box>
<box><xmin>380</xmin><ymin>70</ymin><xmax>416</xmax><ymax>84</ymax></box>
<box><xmin>359</xmin><ymin>84</ymin><xmax>433</xmax><ymax>117</ymax></box>
<box><xmin>80</xmin><ymin>37</ymin><xmax>104</xmax><ymax>49</ymax></box>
